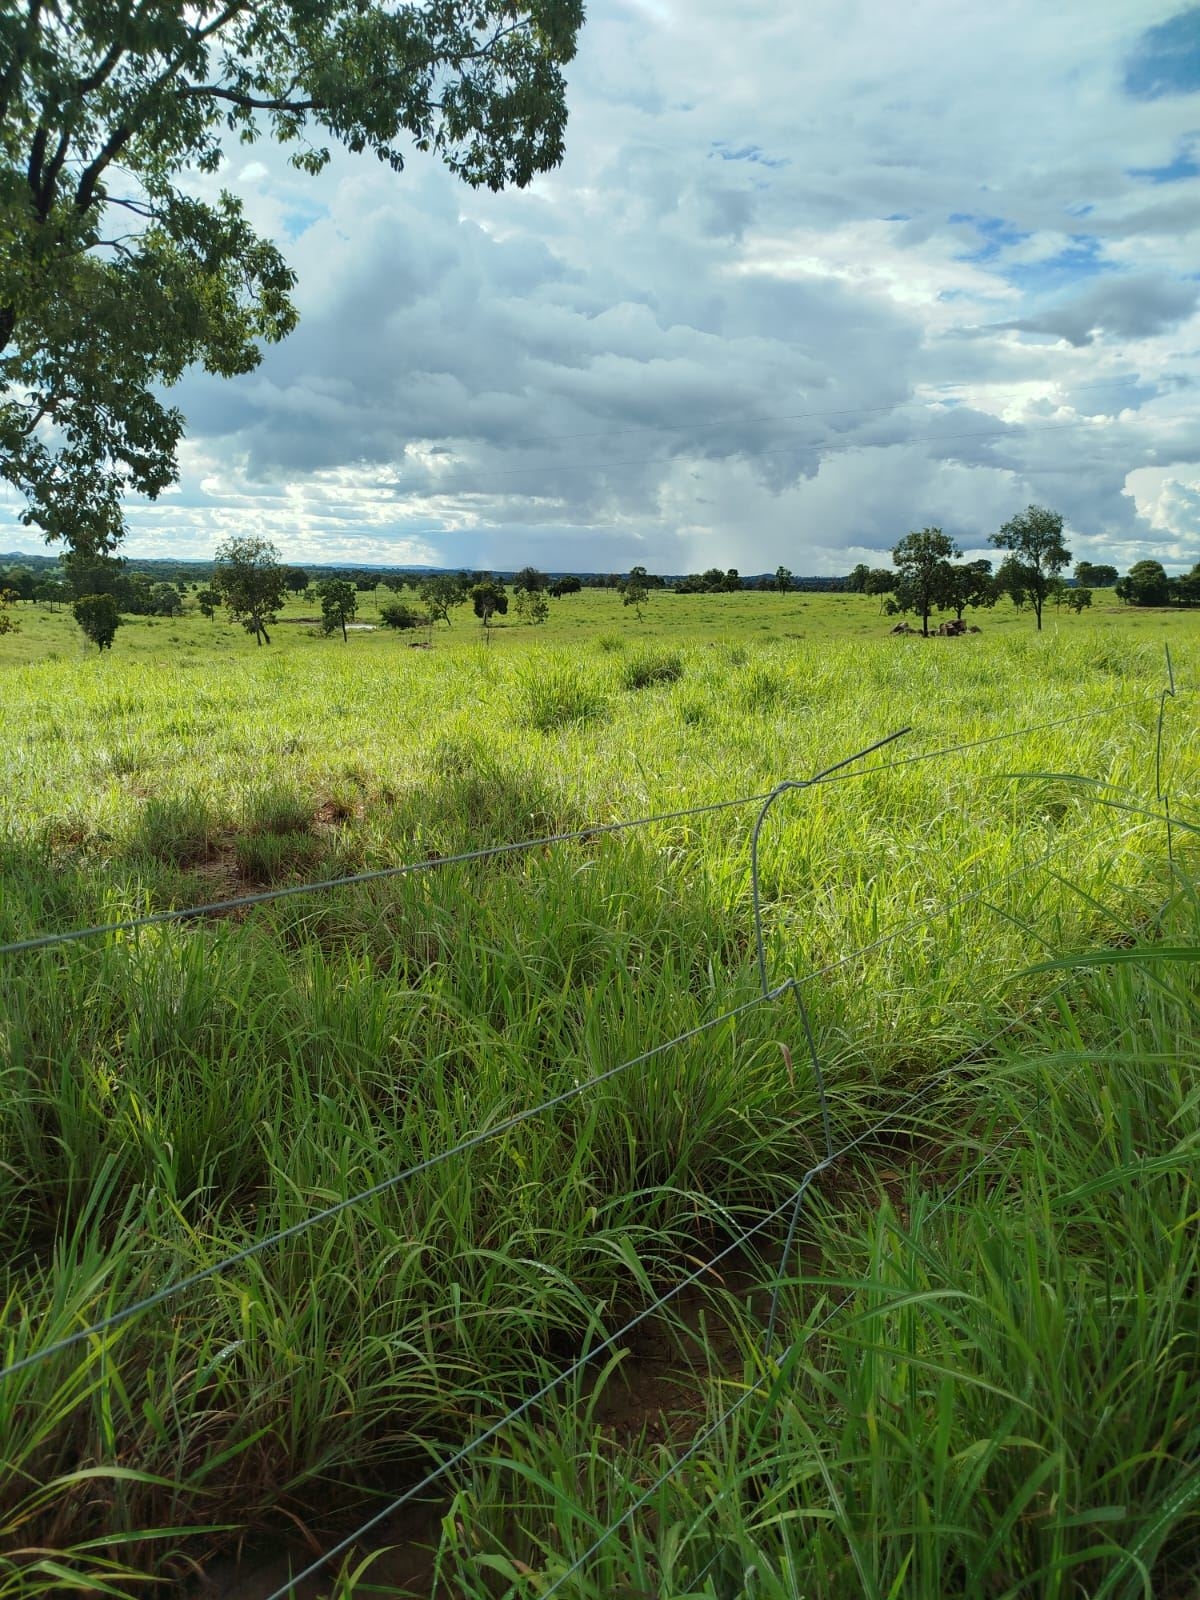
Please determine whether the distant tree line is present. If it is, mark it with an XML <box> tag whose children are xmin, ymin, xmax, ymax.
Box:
<box><xmin>9</xmin><ymin>512</ymin><xmax>1200</xmax><ymax>659</ymax></box>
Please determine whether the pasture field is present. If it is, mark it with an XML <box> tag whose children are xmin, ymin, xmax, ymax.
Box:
<box><xmin>1</xmin><ymin>589</ymin><xmax>1199</xmax><ymax>1597</ymax></box>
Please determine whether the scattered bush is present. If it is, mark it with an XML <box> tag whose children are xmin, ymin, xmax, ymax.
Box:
<box><xmin>380</xmin><ymin>601</ymin><xmax>429</xmax><ymax>630</ymax></box>
<box><xmin>241</xmin><ymin>783</ymin><xmax>313</xmax><ymax>838</ymax></box>
<box><xmin>134</xmin><ymin>792</ymin><xmax>219</xmax><ymax>866</ymax></box>
<box><xmin>234</xmin><ymin>829</ymin><xmax>324</xmax><ymax>882</ymax></box>
<box><xmin>734</xmin><ymin>661</ymin><xmax>787</xmax><ymax>712</ymax></box>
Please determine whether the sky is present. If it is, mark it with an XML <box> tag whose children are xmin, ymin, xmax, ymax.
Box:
<box><xmin>8</xmin><ymin>0</ymin><xmax>1200</xmax><ymax>574</ymax></box>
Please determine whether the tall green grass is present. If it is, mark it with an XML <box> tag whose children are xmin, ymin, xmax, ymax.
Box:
<box><xmin>0</xmin><ymin>624</ymin><xmax>1196</xmax><ymax>1592</ymax></box>
<box><xmin>434</xmin><ymin>881</ymin><xmax>1200</xmax><ymax>1599</ymax></box>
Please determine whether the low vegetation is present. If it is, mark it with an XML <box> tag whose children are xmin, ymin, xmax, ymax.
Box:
<box><xmin>0</xmin><ymin>599</ymin><xmax>1196</xmax><ymax>1596</ymax></box>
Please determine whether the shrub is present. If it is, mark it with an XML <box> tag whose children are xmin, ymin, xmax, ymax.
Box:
<box><xmin>380</xmin><ymin>602</ymin><xmax>429</xmax><ymax>630</ymax></box>
<box><xmin>735</xmin><ymin>661</ymin><xmax>787</xmax><ymax>712</ymax></box>
<box><xmin>620</xmin><ymin>648</ymin><xmax>684</xmax><ymax>691</ymax></box>
<box><xmin>234</xmin><ymin>829</ymin><xmax>324</xmax><ymax>882</ymax></box>
<box><xmin>595</xmin><ymin>632</ymin><xmax>625</xmax><ymax>654</ymax></box>
<box><xmin>241</xmin><ymin>783</ymin><xmax>313</xmax><ymax>837</ymax></box>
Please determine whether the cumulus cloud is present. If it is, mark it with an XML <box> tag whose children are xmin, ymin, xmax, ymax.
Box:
<box><xmin>5</xmin><ymin>0</ymin><xmax>1199</xmax><ymax>572</ymax></box>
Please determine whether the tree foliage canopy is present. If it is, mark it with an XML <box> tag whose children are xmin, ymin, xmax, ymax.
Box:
<box><xmin>1116</xmin><ymin>559</ymin><xmax>1172</xmax><ymax>608</ymax></box>
<box><xmin>212</xmin><ymin>535</ymin><xmax>285</xmax><ymax>644</ymax></box>
<box><xmin>891</xmin><ymin>527</ymin><xmax>960</xmax><ymax>636</ymax></box>
<box><xmin>318</xmin><ymin>577</ymin><xmax>357</xmax><ymax>640</ymax></box>
<box><xmin>470</xmin><ymin>577</ymin><xmax>507</xmax><ymax>624</ymax></box>
<box><xmin>72</xmin><ymin>591</ymin><xmax>121</xmax><ymax>650</ymax></box>
<box><xmin>0</xmin><ymin>0</ymin><xmax>584</xmax><ymax>555</ymax></box>
<box><xmin>990</xmin><ymin>505</ymin><xmax>1070</xmax><ymax>631</ymax></box>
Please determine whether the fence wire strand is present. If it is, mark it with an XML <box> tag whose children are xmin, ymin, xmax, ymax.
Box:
<box><xmin>0</xmin><ymin>697</ymin><xmax>1163</xmax><ymax>961</ymax></box>
<box><xmin>538</xmin><ymin>1098</ymin><xmax>1044</xmax><ymax>1599</ymax></box>
<box><xmin>0</xmin><ymin>792</ymin><xmax>1171</xmax><ymax>1386</ymax></box>
<box><xmin>0</xmin><ymin>981</ymin><xmax>790</xmax><ymax>1384</ymax></box>
<box><xmin>3</xmin><ymin>791</ymin><xmax>1152</xmax><ymax>1388</ymax></box>
<box><xmin>261</xmin><ymin>993</ymin><xmax>1061</xmax><ymax>1600</ymax></box>
<box><xmin>1</xmin><ymin>687</ymin><xmax>1188</xmax><ymax>1597</ymax></box>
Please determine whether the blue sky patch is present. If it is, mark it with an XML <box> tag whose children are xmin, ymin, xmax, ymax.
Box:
<box><xmin>1128</xmin><ymin>136</ymin><xmax>1200</xmax><ymax>182</ymax></box>
<box><xmin>710</xmin><ymin>141</ymin><xmax>788</xmax><ymax>168</ymax></box>
<box><xmin>1003</xmin><ymin>236</ymin><xmax>1113</xmax><ymax>294</ymax></box>
<box><xmin>949</xmin><ymin>213</ymin><xmax>1032</xmax><ymax>263</ymax></box>
<box><xmin>1124</xmin><ymin>8</ymin><xmax>1200</xmax><ymax>99</ymax></box>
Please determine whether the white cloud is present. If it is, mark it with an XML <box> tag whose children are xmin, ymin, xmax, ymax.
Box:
<box><xmin>7</xmin><ymin>0</ymin><xmax>1198</xmax><ymax>573</ymax></box>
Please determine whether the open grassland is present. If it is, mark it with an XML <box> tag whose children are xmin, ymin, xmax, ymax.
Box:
<box><xmin>1</xmin><ymin>595</ymin><xmax>1199</xmax><ymax>1596</ymax></box>
<box><xmin>0</xmin><ymin>580</ymin><xmax>1196</xmax><ymax>668</ymax></box>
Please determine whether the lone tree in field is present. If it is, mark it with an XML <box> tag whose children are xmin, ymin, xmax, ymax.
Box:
<box><xmin>318</xmin><ymin>579</ymin><xmax>358</xmax><ymax>641</ymax></box>
<box><xmin>621</xmin><ymin>575</ymin><xmax>650</xmax><ymax>620</ymax></box>
<box><xmin>1116</xmin><ymin>560</ymin><xmax>1172</xmax><ymax>607</ymax></box>
<box><xmin>990</xmin><ymin>506</ymin><xmax>1071</xmax><ymax>632</ymax></box>
<box><xmin>73</xmin><ymin>593</ymin><xmax>121</xmax><ymax>651</ymax></box>
<box><xmin>892</xmin><ymin>528</ymin><xmax>960</xmax><ymax>637</ymax></box>
<box><xmin>774</xmin><ymin>566</ymin><xmax>794</xmax><ymax>593</ymax></box>
<box><xmin>213</xmin><ymin>536</ymin><xmax>286</xmax><ymax>646</ymax></box>
<box><xmin>196</xmin><ymin>586</ymin><xmax>221</xmax><ymax>621</ymax></box>
<box><xmin>0</xmin><ymin>1</ymin><xmax>585</xmax><ymax>559</ymax></box>
<box><xmin>515</xmin><ymin>587</ymin><xmax>550</xmax><ymax>625</ymax></box>
<box><xmin>283</xmin><ymin>567</ymin><xmax>309</xmax><ymax>595</ymax></box>
<box><xmin>471</xmin><ymin>579</ymin><xmax>508</xmax><ymax>628</ymax></box>
<box><xmin>419</xmin><ymin>573</ymin><xmax>469</xmax><ymax>627</ymax></box>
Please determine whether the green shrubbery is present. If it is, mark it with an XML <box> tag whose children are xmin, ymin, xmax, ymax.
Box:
<box><xmin>620</xmin><ymin>647</ymin><xmax>684</xmax><ymax>690</ymax></box>
<box><xmin>515</xmin><ymin>655</ymin><xmax>609</xmax><ymax>731</ymax></box>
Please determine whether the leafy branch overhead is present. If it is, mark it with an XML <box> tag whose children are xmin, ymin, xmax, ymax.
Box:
<box><xmin>0</xmin><ymin>0</ymin><xmax>586</xmax><ymax>554</ymax></box>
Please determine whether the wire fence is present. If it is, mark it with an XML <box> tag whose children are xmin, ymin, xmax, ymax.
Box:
<box><xmin>0</xmin><ymin>693</ymin><xmax>1180</xmax><ymax>962</ymax></box>
<box><xmin>0</xmin><ymin>663</ymin><xmax>1190</xmax><ymax>1596</ymax></box>
<box><xmin>260</xmin><ymin>998</ymin><xmax>1065</xmax><ymax>1600</ymax></box>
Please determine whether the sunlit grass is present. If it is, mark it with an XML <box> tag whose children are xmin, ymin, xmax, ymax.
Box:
<box><xmin>0</xmin><ymin>599</ymin><xmax>1198</xmax><ymax>1593</ymax></box>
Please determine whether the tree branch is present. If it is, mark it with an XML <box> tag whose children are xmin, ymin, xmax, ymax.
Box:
<box><xmin>74</xmin><ymin>122</ymin><xmax>133</xmax><ymax>212</ymax></box>
<box><xmin>178</xmin><ymin>83</ymin><xmax>320</xmax><ymax>113</ymax></box>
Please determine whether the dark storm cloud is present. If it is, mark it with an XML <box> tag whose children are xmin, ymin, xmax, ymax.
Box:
<box><xmin>55</xmin><ymin>0</ymin><xmax>1194</xmax><ymax>574</ymax></box>
<box><xmin>995</xmin><ymin>276</ymin><xmax>1199</xmax><ymax>347</ymax></box>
